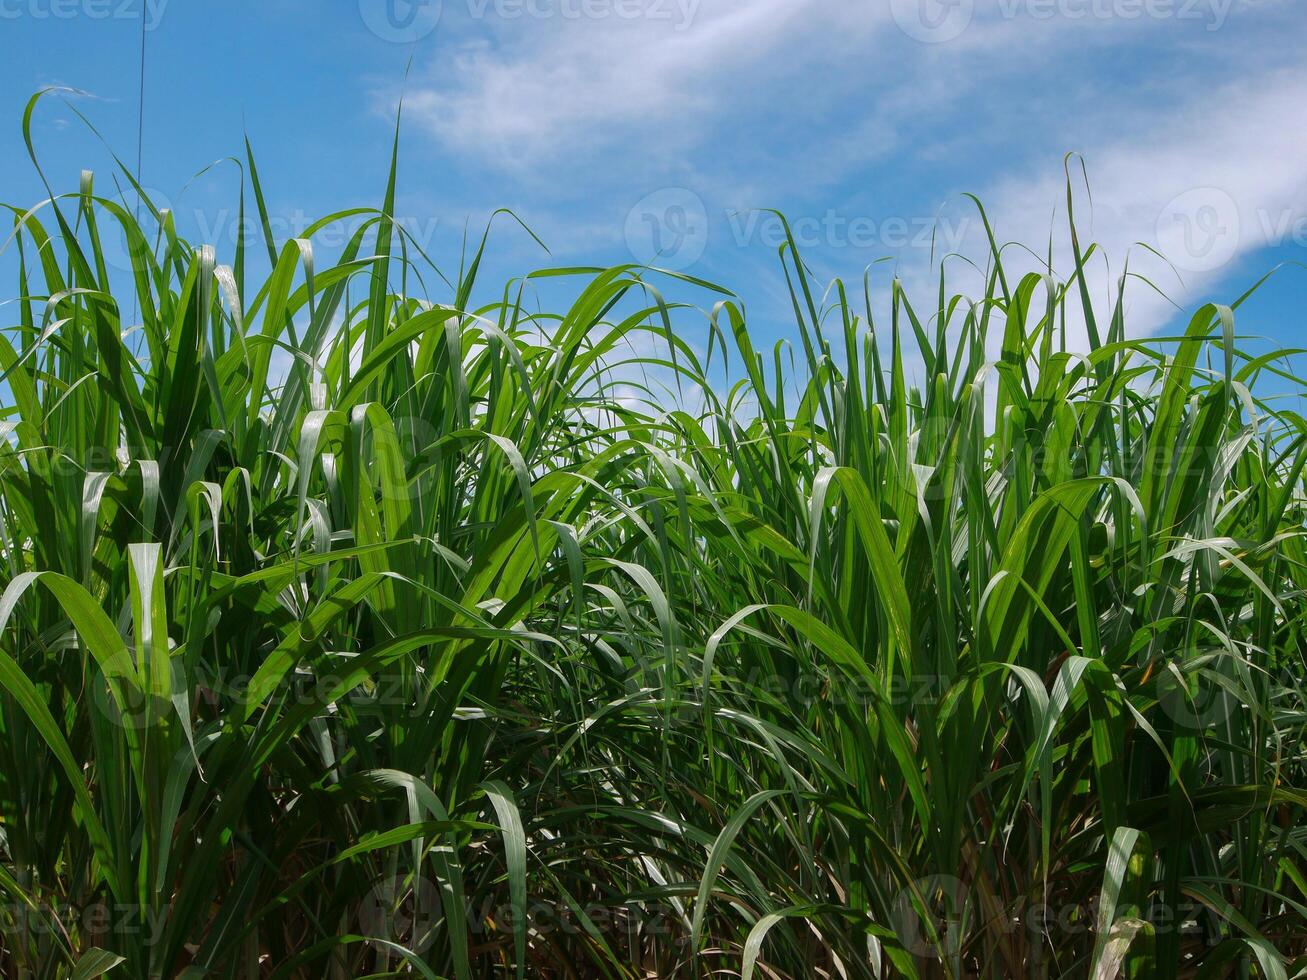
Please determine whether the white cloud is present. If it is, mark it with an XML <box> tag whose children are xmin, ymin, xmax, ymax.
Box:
<box><xmin>394</xmin><ymin>0</ymin><xmax>1286</xmax><ymax>174</ymax></box>
<box><xmin>398</xmin><ymin>0</ymin><xmax>883</xmax><ymax>165</ymax></box>
<box><xmin>949</xmin><ymin>63</ymin><xmax>1307</xmax><ymax>347</ymax></box>
<box><xmin>385</xmin><ymin>0</ymin><xmax>1304</xmax><ymax>358</ymax></box>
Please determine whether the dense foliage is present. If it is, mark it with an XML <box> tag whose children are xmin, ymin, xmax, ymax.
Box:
<box><xmin>1</xmin><ymin>94</ymin><xmax>1305</xmax><ymax>978</ymax></box>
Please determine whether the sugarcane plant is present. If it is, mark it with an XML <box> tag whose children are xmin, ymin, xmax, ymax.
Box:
<box><xmin>0</xmin><ymin>89</ymin><xmax>1304</xmax><ymax>978</ymax></box>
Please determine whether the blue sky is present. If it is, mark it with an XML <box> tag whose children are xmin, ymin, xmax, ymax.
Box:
<box><xmin>2</xmin><ymin>0</ymin><xmax>1305</xmax><ymax>403</ymax></box>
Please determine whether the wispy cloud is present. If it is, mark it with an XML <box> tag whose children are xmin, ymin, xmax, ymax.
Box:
<box><xmin>945</xmin><ymin>62</ymin><xmax>1307</xmax><ymax>348</ymax></box>
<box><xmin>381</xmin><ymin>0</ymin><xmax>1304</xmax><ymax>352</ymax></box>
<box><xmin>394</xmin><ymin>0</ymin><xmax>884</xmax><ymax>167</ymax></box>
